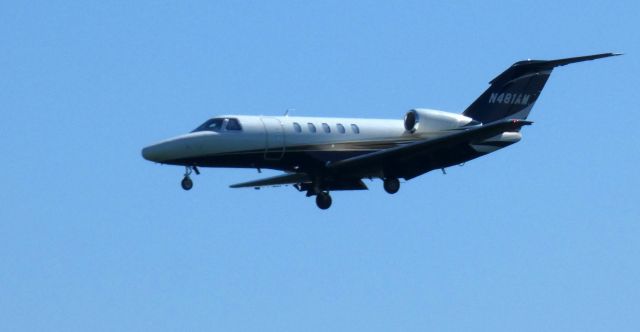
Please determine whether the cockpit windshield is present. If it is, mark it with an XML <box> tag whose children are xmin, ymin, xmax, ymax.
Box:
<box><xmin>192</xmin><ymin>118</ymin><xmax>243</xmax><ymax>132</ymax></box>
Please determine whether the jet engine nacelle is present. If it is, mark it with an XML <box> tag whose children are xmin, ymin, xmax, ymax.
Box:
<box><xmin>404</xmin><ymin>108</ymin><xmax>478</xmax><ymax>133</ymax></box>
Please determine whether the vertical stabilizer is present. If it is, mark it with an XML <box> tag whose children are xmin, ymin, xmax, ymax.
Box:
<box><xmin>462</xmin><ymin>53</ymin><xmax>620</xmax><ymax>124</ymax></box>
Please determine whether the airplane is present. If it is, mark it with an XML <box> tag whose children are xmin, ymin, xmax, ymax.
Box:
<box><xmin>142</xmin><ymin>53</ymin><xmax>619</xmax><ymax>209</ymax></box>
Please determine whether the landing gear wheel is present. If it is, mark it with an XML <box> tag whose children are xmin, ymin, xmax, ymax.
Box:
<box><xmin>315</xmin><ymin>192</ymin><xmax>332</xmax><ymax>210</ymax></box>
<box><xmin>181</xmin><ymin>176</ymin><xmax>193</xmax><ymax>191</ymax></box>
<box><xmin>383</xmin><ymin>178</ymin><xmax>400</xmax><ymax>194</ymax></box>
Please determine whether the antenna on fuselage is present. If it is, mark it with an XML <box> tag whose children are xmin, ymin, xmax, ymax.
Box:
<box><xmin>284</xmin><ymin>108</ymin><xmax>295</xmax><ymax>116</ymax></box>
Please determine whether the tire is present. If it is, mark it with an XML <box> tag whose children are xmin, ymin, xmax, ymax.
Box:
<box><xmin>181</xmin><ymin>177</ymin><xmax>193</xmax><ymax>191</ymax></box>
<box><xmin>315</xmin><ymin>192</ymin><xmax>332</xmax><ymax>210</ymax></box>
<box><xmin>383</xmin><ymin>178</ymin><xmax>400</xmax><ymax>194</ymax></box>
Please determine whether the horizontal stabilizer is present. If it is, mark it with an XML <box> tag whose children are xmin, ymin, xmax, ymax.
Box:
<box><xmin>489</xmin><ymin>53</ymin><xmax>621</xmax><ymax>85</ymax></box>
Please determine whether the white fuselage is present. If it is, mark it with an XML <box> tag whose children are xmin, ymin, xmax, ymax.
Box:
<box><xmin>141</xmin><ymin>110</ymin><xmax>520</xmax><ymax>174</ymax></box>
<box><xmin>143</xmin><ymin>115</ymin><xmax>404</xmax><ymax>161</ymax></box>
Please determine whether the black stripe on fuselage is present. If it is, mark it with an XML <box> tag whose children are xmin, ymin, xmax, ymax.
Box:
<box><xmin>162</xmin><ymin>147</ymin><xmax>382</xmax><ymax>172</ymax></box>
<box><xmin>162</xmin><ymin>136</ymin><xmax>516</xmax><ymax>178</ymax></box>
<box><xmin>162</xmin><ymin>138</ymin><xmax>417</xmax><ymax>170</ymax></box>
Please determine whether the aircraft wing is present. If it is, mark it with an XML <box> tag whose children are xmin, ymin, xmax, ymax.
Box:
<box><xmin>231</xmin><ymin>119</ymin><xmax>531</xmax><ymax>188</ymax></box>
<box><xmin>229</xmin><ymin>172</ymin><xmax>310</xmax><ymax>188</ymax></box>
<box><xmin>327</xmin><ymin>119</ymin><xmax>532</xmax><ymax>177</ymax></box>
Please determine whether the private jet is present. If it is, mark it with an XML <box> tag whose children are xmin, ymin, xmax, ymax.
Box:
<box><xmin>142</xmin><ymin>53</ymin><xmax>618</xmax><ymax>209</ymax></box>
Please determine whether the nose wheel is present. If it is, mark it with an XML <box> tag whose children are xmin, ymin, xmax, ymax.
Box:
<box><xmin>180</xmin><ymin>166</ymin><xmax>199</xmax><ymax>191</ymax></box>
<box><xmin>315</xmin><ymin>192</ymin><xmax>332</xmax><ymax>210</ymax></box>
<box><xmin>181</xmin><ymin>176</ymin><xmax>193</xmax><ymax>190</ymax></box>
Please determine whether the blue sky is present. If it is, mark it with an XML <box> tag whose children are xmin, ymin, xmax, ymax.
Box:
<box><xmin>1</xmin><ymin>1</ymin><xmax>639</xmax><ymax>331</ymax></box>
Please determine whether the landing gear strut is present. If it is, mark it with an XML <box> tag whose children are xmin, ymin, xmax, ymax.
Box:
<box><xmin>315</xmin><ymin>191</ymin><xmax>332</xmax><ymax>210</ymax></box>
<box><xmin>181</xmin><ymin>166</ymin><xmax>197</xmax><ymax>191</ymax></box>
<box><xmin>383</xmin><ymin>177</ymin><xmax>400</xmax><ymax>194</ymax></box>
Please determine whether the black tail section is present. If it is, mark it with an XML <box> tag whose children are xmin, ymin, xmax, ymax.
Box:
<box><xmin>463</xmin><ymin>53</ymin><xmax>620</xmax><ymax>124</ymax></box>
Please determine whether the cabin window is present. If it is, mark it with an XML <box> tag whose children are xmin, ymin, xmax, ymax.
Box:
<box><xmin>322</xmin><ymin>123</ymin><xmax>331</xmax><ymax>133</ymax></box>
<box><xmin>307</xmin><ymin>123</ymin><xmax>317</xmax><ymax>133</ymax></box>
<box><xmin>336</xmin><ymin>123</ymin><xmax>345</xmax><ymax>133</ymax></box>
<box><xmin>351</xmin><ymin>124</ymin><xmax>360</xmax><ymax>134</ymax></box>
<box><xmin>293</xmin><ymin>122</ymin><xmax>302</xmax><ymax>133</ymax></box>
<box><xmin>226</xmin><ymin>118</ymin><xmax>242</xmax><ymax>131</ymax></box>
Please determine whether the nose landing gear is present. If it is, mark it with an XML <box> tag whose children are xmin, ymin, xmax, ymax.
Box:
<box><xmin>181</xmin><ymin>176</ymin><xmax>193</xmax><ymax>190</ymax></box>
<box><xmin>181</xmin><ymin>166</ymin><xmax>199</xmax><ymax>191</ymax></box>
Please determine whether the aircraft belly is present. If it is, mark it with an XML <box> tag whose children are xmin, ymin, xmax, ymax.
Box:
<box><xmin>163</xmin><ymin>148</ymin><xmax>373</xmax><ymax>172</ymax></box>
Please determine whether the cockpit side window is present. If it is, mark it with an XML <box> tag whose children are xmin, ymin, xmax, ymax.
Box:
<box><xmin>193</xmin><ymin>118</ymin><xmax>224</xmax><ymax>132</ymax></box>
<box><xmin>193</xmin><ymin>118</ymin><xmax>242</xmax><ymax>132</ymax></box>
<box><xmin>226</xmin><ymin>118</ymin><xmax>242</xmax><ymax>131</ymax></box>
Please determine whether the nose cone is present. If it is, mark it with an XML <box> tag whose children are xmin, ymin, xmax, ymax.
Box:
<box><xmin>142</xmin><ymin>132</ymin><xmax>210</xmax><ymax>163</ymax></box>
<box><xmin>141</xmin><ymin>143</ymin><xmax>167</xmax><ymax>162</ymax></box>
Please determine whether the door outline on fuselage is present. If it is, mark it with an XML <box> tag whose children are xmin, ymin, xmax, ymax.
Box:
<box><xmin>260</xmin><ymin>117</ymin><xmax>286</xmax><ymax>160</ymax></box>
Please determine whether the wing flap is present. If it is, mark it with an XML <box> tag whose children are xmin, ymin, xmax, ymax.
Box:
<box><xmin>229</xmin><ymin>172</ymin><xmax>310</xmax><ymax>189</ymax></box>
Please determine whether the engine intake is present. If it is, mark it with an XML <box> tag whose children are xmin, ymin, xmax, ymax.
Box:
<box><xmin>404</xmin><ymin>109</ymin><xmax>478</xmax><ymax>133</ymax></box>
<box><xmin>404</xmin><ymin>111</ymin><xmax>418</xmax><ymax>132</ymax></box>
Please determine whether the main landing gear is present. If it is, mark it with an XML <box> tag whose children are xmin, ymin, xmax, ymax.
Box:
<box><xmin>315</xmin><ymin>191</ymin><xmax>332</xmax><ymax>210</ymax></box>
<box><xmin>181</xmin><ymin>166</ymin><xmax>199</xmax><ymax>191</ymax></box>
<box><xmin>383</xmin><ymin>177</ymin><xmax>400</xmax><ymax>194</ymax></box>
<box><xmin>295</xmin><ymin>182</ymin><xmax>333</xmax><ymax>210</ymax></box>
<box><xmin>299</xmin><ymin>177</ymin><xmax>399</xmax><ymax>210</ymax></box>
